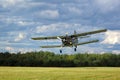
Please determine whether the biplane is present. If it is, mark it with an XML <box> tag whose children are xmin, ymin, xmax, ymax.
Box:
<box><xmin>32</xmin><ymin>29</ymin><xmax>107</xmax><ymax>53</ymax></box>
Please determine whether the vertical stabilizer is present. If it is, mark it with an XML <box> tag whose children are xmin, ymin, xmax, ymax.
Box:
<box><xmin>74</xmin><ymin>30</ymin><xmax>77</xmax><ymax>35</ymax></box>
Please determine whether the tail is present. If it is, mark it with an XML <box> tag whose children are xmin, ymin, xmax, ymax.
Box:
<box><xmin>74</xmin><ymin>30</ymin><xmax>77</xmax><ymax>35</ymax></box>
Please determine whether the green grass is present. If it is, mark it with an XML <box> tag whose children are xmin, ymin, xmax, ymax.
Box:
<box><xmin>0</xmin><ymin>67</ymin><xmax>120</xmax><ymax>80</ymax></box>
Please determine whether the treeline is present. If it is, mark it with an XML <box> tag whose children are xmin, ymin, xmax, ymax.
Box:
<box><xmin>0</xmin><ymin>51</ymin><xmax>120</xmax><ymax>67</ymax></box>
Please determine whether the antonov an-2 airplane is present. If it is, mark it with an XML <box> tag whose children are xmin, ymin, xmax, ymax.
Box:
<box><xmin>32</xmin><ymin>29</ymin><xmax>107</xmax><ymax>53</ymax></box>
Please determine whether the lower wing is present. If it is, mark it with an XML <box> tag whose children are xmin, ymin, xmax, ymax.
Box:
<box><xmin>40</xmin><ymin>40</ymin><xmax>99</xmax><ymax>48</ymax></box>
<box><xmin>41</xmin><ymin>45</ymin><xmax>61</xmax><ymax>48</ymax></box>
<box><xmin>77</xmin><ymin>40</ymin><xmax>99</xmax><ymax>45</ymax></box>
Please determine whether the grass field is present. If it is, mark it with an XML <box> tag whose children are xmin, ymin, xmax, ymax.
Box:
<box><xmin>0</xmin><ymin>67</ymin><xmax>120</xmax><ymax>80</ymax></box>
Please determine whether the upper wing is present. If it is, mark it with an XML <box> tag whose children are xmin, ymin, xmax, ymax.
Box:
<box><xmin>31</xmin><ymin>29</ymin><xmax>107</xmax><ymax>40</ymax></box>
<box><xmin>71</xmin><ymin>29</ymin><xmax>107</xmax><ymax>37</ymax></box>
<box><xmin>31</xmin><ymin>36</ymin><xmax>64</xmax><ymax>40</ymax></box>
<box><xmin>32</xmin><ymin>36</ymin><xmax>57</xmax><ymax>40</ymax></box>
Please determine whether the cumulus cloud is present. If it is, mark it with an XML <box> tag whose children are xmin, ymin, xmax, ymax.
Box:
<box><xmin>36</xmin><ymin>22</ymin><xmax>101</xmax><ymax>33</ymax></box>
<box><xmin>102</xmin><ymin>30</ymin><xmax>120</xmax><ymax>44</ymax></box>
<box><xmin>17</xmin><ymin>21</ymin><xmax>27</xmax><ymax>26</ymax></box>
<box><xmin>27</xmin><ymin>2</ymin><xmax>57</xmax><ymax>8</ymax></box>
<box><xmin>36</xmin><ymin>23</ymin><xmax>82</xmax><ymax>34</ymax></box>
<box><xmin>36</xmin><ymin>10</ymin><xmax>59</xmax><ymax>19</ymax></box>
<box><xmin>0</xmin><ymin>0</ymin><xmax>26</xmax><ymax>8</ymax></box>
<box><xmin>15</xmin><ymin>33</ymin><xmax>26</xmax><ymax>41</ymax></box>
<box><xmin>5</xmin><ymin>47</ymin><xmax>35</xmax><ymax>53</ymax></box>
<box><xmin>5</xmin><ymin>46</ymin><xmax>14</xmax><ymax>51</ymax></box>
<box><xmin>17</xmin><ymin>21</ymin><xmax>37</xmax><ymax>26</ymax></box>
<box><xmin>94</xmin><ymin>0</ymin><xmax>120</xmax><ymax>13</ymax></box>
<box><xmin>36</xmin><ymin>24</ymin><xmax>57</xmax><ymax>33</ymax></box>
<box><xmin>0</xmin><ymin>15</ymin><xmax>25</xmax><ymax>25</ymax></box>
<box><xmin>36</xmin><ymin>23</ymin><xmax>62</xmax><ymax>33</ymax></box>
<box><xmin>112</xmin><ymin>50</ymin><xmax>120</xmax><ymax>54</ymax></box>
<box><xmin>68</xmin><ymin>7</ymin><xmax>82</xmax><ymax>15</ymax></box>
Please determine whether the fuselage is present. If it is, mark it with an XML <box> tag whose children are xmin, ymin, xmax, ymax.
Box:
<box><xmin>61</xmin><ymin>36</ymin><xmax>78</xmax><ymax>47</ymax></box>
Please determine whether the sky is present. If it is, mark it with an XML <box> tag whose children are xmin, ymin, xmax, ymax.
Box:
<box><xmin>0</xmin><ymin>0</ymin><xmax>120</xmax><ymax>54</ymax></box>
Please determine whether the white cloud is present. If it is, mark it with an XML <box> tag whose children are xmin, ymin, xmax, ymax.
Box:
<box><xmin>36</xmin><ymin>10</ymin><xmax>59</xmax><ymax>19</ymax></box>
<box><xmin>36</xmin><ymin>23</ymin><xmax>66</xmax><ymax>35</ymax></box>
<box><xmin>4</xmin><ymin>47</ymin><xmax>36</xmax><ymax>53</ymax></box>
<box><xmin>112</xmin><ymin>50</ymin><xmax>120</xmax><ymax>54</ymax></box>
<box><xmin>0</xmin><ymin>16</ymin><xmax>25</xmax><ymax>25</ymax></box>
<box><xmin>35</xmin><ymin>23</ymin><xmax>101</xmax><ymax>35</ymax></box>
<box><xmin>94</xmin><ymin>0</ymin><xmax>120</xmax><ymax>13</ymax></box>
<box><xmin>27</xmin><ymin>2</ymin><xmax>57</xmax><ymax>8</ymax></box>
<box><xmin>17</xmin><ymin>21</ymin><xmax>27</xmax><ymax>26</ymax></box>
<box><xmin>5</xmin><ymin>46</ymin><xmax>14</xmax><ymax>51</ymax></box>
<box><xmin>36</xmin><ymin>24</ymin><xmax>57</xmax><ymax>33</ymax></box>
<box><xmin>68</xmin><ymin>7</ymin><xmax>82</xmax><ymax>15</ymax></box>
<box><xmin>0</xmin><ymin>15</ymin><xmax>38</xmax><ymax>26</ymax></box>
<box><xmin>0</xmin><ymin>0</ymin><xmax>26</xmax><ymax>8</ymax></box>
<box><xmin>15</xmin><ymin>33</ymin><xmax>26</xmax><ymax>41</ymax></box>
<box><xmin>17</xmin><ymin>21</ymin><xmax>37</xmax><ymax>26</ymax></box>
<box><xmin>36</xmin><ymin>23</ymin><xmax>80</xmax><ymax>34</ymax></box>
<box><xmin>102</xmin><ymin>30</ymin><xmax>120</xmax><ymax>44</ymax></box>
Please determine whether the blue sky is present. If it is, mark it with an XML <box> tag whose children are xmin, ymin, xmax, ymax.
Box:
<box><xmin>0</xmin><ymin>0</ymin><xmax>120</xmax><ymax>54</ymax></box>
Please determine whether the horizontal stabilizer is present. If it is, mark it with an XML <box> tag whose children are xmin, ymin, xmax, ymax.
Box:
<box><xmin>77</xmin><ymin>40</ymin><xmax>99</xmax><ymax>45</ymax></box>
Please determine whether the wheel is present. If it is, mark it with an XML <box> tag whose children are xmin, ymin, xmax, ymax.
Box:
<box><xmin>74</xmin><ymin>48</ymin><xmax>77</xmax><ymax>52</ymax></box>
<box><xmin>60</xmin><ymin>49</ymin><xmax>62</xmax><ymax>53</ymax></box>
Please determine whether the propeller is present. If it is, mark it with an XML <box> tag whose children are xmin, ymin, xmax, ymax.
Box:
<box><xmin>57</xmin><ymin>37</ymin><xmax>63</xmax><ymax>51</ymax></box>
<box><xmin>57</xmin><ymin>36</ymin><xmax>62</xmax><ymax>40</ymax></box>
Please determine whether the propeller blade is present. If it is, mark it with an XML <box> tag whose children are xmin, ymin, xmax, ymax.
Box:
<box><xmin>57</xmin><ymin>36</ymin><xmax>62</xmax><ymax>40</ymax></box>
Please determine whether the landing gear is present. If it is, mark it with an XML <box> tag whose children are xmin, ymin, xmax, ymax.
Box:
<box><xmin>74</xmin><ymin>47</ymin><xmax>77</xmax><ymax>52</ymax></box>
<box><xmin>60</xmin><ymin>49</ymin><xmax>62</xmax><ymax>53</ymax></box>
